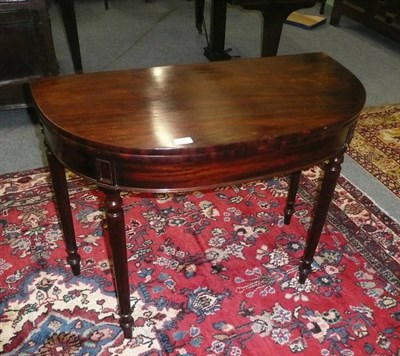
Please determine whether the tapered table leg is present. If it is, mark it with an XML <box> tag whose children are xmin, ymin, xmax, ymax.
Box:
<box><xmin>330</xmin><ymin>0</ymin><xmax>344</xmax><ymax>26</ymax></box>
<box><xmin>284</xmin><ymin>171</ymin><xmax>301</xmax><ymax>225</ymax></box>
<box><xmin>259</xmin><ymin>2</ymin><xmax>314</xmax><ymax>57</ymax></box>
<box><xmin>45</xmin><ymin>146</ymin><xmax>81</xmax><ymax>275</ymax></box>
<box><xmin>58</xmin><ymin>0</ymin><xmax>83</xmax><ymax>73</ymax></box>
<box><xmin>101</xmin><ymin>188</ymin><xmax>134</xmax><ymax>339</ymax></box>
<box><xmin>298</xmin><ymin>150</ymin><xmax>345</xmax><ymax>283</ymax></box>
<box><xmin>260</xmin><ymin>10</ymin><xmax>287</xmax><ymax>57</ymax></box>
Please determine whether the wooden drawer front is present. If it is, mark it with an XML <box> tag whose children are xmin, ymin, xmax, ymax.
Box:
<box><xmin>0</xmin><ymin>9</ymin><xmax>41</xmax><ymax>80</ymax></box>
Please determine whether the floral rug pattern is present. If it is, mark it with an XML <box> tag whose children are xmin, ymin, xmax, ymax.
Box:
<box><xmin>0</xmin><ymin>167</ymin><xmax>399</xmax><ymax>355</ymax></box>
<box><xmin>348</xmin><ymin>105</ymin><xmax>400</xmax><ymax>197</ymax></box>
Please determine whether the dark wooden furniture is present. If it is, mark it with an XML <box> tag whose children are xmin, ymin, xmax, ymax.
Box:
<box><xmin>59</xmin><ymin>0</ymin><xmax>318</xmax><ymax>72</ymax></box>
<box><xmin>0</xmin><ymin>0</ymin><xmax>58</xmax><ymax>109</ymax></box>
<box><xmin>330</xmin><ymin>0</ymin><xmax>400</xmax><ymax>42</ymax></box>
<box><xmin>57</xmin><ymin>0</ymin><xmax>82</xmax><ymax>73</ymax></box>
<box><xmin>195</xmin><ymin>0</ymin><xmax>316</xmax><ymax>60</ymax></box>
<box><xmin>30</xmin><ymin>52</ymin><xmax>365</xmax><ymax>338</ymax></box>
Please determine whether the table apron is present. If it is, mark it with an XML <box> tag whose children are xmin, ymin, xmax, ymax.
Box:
<box><xmin>43</xmin><ymin>123</ymin><xmax>352</xmax><ymax>192</ymax></box>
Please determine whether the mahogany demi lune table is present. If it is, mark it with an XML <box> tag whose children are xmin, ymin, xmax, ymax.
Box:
<box><xmin>30</xmin><ymin>53</ymin><xmax>366</xmax><ymax>339</ymax></box>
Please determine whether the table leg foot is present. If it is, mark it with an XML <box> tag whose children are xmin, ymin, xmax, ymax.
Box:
<box><xmin>121</xmin><ymin>315</ymin><xmax>134</xmax><ymax>339</ymax></box>
<box><xmin>203</xmin><ymin>47</ymin><xmax>232</xmax><ymax>61</ymax></box>
<box><xmin>298</xmin><ymin>259</ymin><xmax>311</xmax><ymax>284</ymax></box>
<box><xmin>284</xmin><ymin>171</ymin><xmax>301</xmax><ymax>225</ymax></box>
<box><xmin>68</xmin><ymin>255</ymin><xmax>81</xmax><ymax>276</ymax></box>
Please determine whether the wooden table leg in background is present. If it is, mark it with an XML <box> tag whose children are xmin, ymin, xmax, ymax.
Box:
<box><xmin>101</xmin><ymin>188</ymin><xmax>134</xmax><ymax>339</ymax></box>
<box><xmin>195</xmin><ymin>0</ymin><xmax>205</xmax><ymax>33</ymax></box>
<box><xmin>330</xmin><ymin>0</ymin><xmax>343</xmax><ymax>25</ymax></box>
<box><xmin>298</xmin><ymin>149</ymin><xmax>345</xmax><ymax>283</ymax></box>
<box><xmin>260</xmin><ymin>7</ymin><xmax>297</xmax><ymax>57</ymax></box>
<box><xmin>238</xmin><ymin>1</ymin><xmax>316</xmax><ymax>57</ymax></box>
<box><xmin>203</xmin><ymin>0</ymin><xmax>231</xmax><ymax>61</ymax></box>
<box><xmin>199</xmin><ymin>1</ymin><xmax>315</xmax><ymax>60</ymax></box>
<box><xmin>57</xmin><ymin>0</ymin><xmax>83</xmax><ymax>73</ymax></box>
<box><xmin>45</xmin><ymin>146</ymin><xmax>81</xmax><ymax>276</ymax></box>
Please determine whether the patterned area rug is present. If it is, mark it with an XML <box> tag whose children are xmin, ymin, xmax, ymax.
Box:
<box><xmin>348</xmin><ymin>105</ymin><xmax>400</xmax><ymax>198</ymax></box>
<box><xmin>1</xmin><ymin>167</ymin><xmax>399</xmax><ymax>355</ymax></box>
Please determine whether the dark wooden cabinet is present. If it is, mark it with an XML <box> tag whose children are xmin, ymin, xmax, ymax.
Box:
<box><xmin>330</xmin><ymin>0</ymin><xmax>400</xmax><ymax>42</ymax></box>
<box><xmin>0</xmin><ymin>0</ymin><xmax>59</xmax><ymax>110</ymax></box>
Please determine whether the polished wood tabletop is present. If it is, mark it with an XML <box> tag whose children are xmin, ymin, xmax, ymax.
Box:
<box><xmin>31</xmin><ymin>53</ymin><xmax>365</xmax><ymax>192</ymax></box>
<box><xmin>30</xmin><ymin>52</ymin><xmax>365</xmax><ymax>339</ymax></box>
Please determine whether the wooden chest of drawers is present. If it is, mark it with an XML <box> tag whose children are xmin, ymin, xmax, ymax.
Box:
<box><xmin>0</xmin><ymin>0</ymin><xmax>58</xmax><ymax>110</ymax></box>
<box><xmin>330</xmin><ymin>0</ymin><xmax>400</xmax><ymax>42</ymax></box>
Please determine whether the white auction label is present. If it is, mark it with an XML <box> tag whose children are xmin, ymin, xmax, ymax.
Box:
<box><xmin>173</xmin><ymin>137</ymin><xmax>194</xmax><ymax>145</ymax></box>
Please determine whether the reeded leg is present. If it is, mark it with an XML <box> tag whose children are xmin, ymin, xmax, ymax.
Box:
<box><xmin>284</xmin><ymin>171</ymin><xmax>301</xmax><ymax>225</ymax></box>
<box><xmin>101</xmin><ymin>188</ymin><xmax>133</xmax><ymax>339</ymax></box>
<box><xmin>46</xmin><ymin>146</ymin><xmax>81</xmax><ymax>275</ymax></box>
<box><xmin>299</xmin><ymin>151</ymin><xmax>344</xmax><ymax>284</ymax></box>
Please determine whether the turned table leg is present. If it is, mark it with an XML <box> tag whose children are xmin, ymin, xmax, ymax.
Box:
<box><xmin>284</xmin><ymin>171</ymin><xmax>301</xmax><ymax>225</ymax></box>
<box><xmin>101</xmin><ymin>188</ymin><xmax>134</xmax><ymax>339</ymax></box>
<box><xmin>299</xmin><ymin>150</ymin><xmax>344</xmax><ymax>284</ymax></box>
<box><xmin>45</xmin><ymin>146</ymin><xmax>81</xmax><ymax>275</ymax></box>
